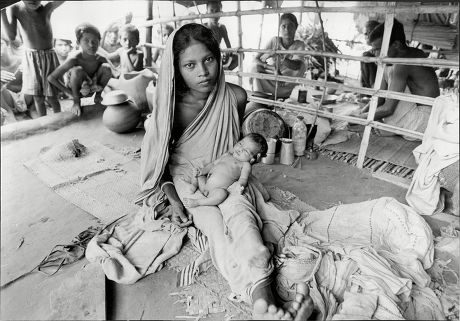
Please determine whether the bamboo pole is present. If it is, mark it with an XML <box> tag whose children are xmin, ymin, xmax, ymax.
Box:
<box><xmin>137</xmin><ymin>4</ymin><xmax>458</xmax><ymax>27</ymax></box>
<box><xmin>237</xmin><ymin>1</ymin><xmax>243</xmax><ymax>87</ymax></box>
<box><xmin>145</xmin><ymin>0</ymin><xmax>153</xmax><ymax>67</ymax></box>
<box><xmin>221</xmin><ymin>48</ymin><xmax>459</xmax><ymax>68</ymax></box>
<box><xmin>141</xmin><ymin>43</ymin><xmax>458</xmax><ymax>68</ymax></box>
<box><xmin>246</xmin><ymin>96</ymin><xmax>423</xmax><ymax>140</ymax></box>
<box><xmin>227</xmin><ymin>71</ymin><xmax>436</xmax><ymax>106</ymax></box>
<box><xmin>172</xmin><ymin>0</ymin><xmax>177</xmax><ymax>29</ymax></box>
<box><xmin>357</xmin><ymin>5</ymin><xmax>395</xmax><ymax>169</ymax></box>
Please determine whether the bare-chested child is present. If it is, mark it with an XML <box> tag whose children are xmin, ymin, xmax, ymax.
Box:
<box><xmin>48</xmin><ymin>23</ymin><xmax>112</xmax><ymax>116</ymax></box>
<box><xmin>183</xmin><ymin>133</ymin><xmax>268</xmax><ymax>208</ymax></box>
<box><xmin>104</xmin><ymin>24</ymin><xmax>144</xmax><ymax>75</ymax></box>
<box><xmin>1</xmin><ymin>0</ymin><xmax>65</xmax><ymax>117</ymax></box>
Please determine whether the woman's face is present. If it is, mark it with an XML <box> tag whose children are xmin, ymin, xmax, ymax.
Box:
<box><xmin>279</xmin><ymin>19</ymin><xmax>297</xmax><ymax>39</ymax></box>
<box><xmin>178</xmin><ymin>40</ymin><xmax>218</xmax><ymax>94</ymax></box>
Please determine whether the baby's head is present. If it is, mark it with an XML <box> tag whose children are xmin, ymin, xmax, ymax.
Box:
<box><xmin>233</xmin><ymin>133</ymin><xmax>268</xmax><ymax>164</ymax></box>
<box><xmin>119</xmin><ymin>24</ymin><xmax>140</xmax><ymax>49</ymax></box>
<box><xmin>75</xmin><ymin>23</ymin><xmax>101</xmax><ymax>56</ymax></box>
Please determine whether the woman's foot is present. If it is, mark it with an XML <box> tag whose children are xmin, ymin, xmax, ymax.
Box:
<box><xmin>253</xmin><ymin>283</ymin><xmax>313</xmax><ymax>320</ymax></box>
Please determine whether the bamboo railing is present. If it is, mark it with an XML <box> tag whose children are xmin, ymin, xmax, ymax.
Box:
<box><xmin>143</xmin><ymin>1</ymin><xmax>459</xmax><ymax>170</ymax></box>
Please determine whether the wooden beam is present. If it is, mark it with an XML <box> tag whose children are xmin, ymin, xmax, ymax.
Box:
<box><xmin>137</xmin><ymin>4</ymin><xmax>458</xmax><ymax>27</ymax></box>
<box><xmin>246</xmin><ymin>96</ymin><xmax>424</xmax><ymax>140</ymax></box>
<box><xmin>357</xmin><ymin>5</ymin><xmax>395</xmax><ymax>169</ymax></box>
<box><xmin>237</xmin><ymin>1</ymin><xmax>243</xmax><ymax>87</ymax></box>
<box><xmin>227</xmin><ymin>71</ymin><xmax>436</xmax><ymax>106</ymax></box>
<box><xmin>144</xmin><ymin>0</ymin><xmax>154</xmax><ymax>67</ymax></box>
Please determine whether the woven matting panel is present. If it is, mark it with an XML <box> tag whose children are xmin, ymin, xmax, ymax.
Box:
<box><xmin>321</xmin><ymin>134</ymin><xmax>419</xmax><ymax>169</ymax></box>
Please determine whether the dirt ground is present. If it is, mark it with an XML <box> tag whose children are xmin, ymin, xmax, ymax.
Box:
<box><xmin>0</xmin><ymin>104</ymin><xmax>456</xmax><ymax>320</ymax></box>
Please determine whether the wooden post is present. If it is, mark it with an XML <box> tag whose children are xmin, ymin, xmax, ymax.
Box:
<box><xmin>356</xmin><ymin>3</ymin><xmax>395</xmax><ymax>168</ymax></box>
<box><xmin>145</xmin><ymin>0</ymin><xmax>153</xmax><ymax>67</ymax></box>
<box><xmin>237</xmin><ymin>1</ymin><xmax>243</xmax><ymax>86</ymax></box>
<box><xmin>172</xmin><ymin>0</ymin><xmax>177</xmax><ymax>29</ymax></box>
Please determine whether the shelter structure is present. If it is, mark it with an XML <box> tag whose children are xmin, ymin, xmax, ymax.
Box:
<box><xmin>140</xmin><ymin>0</ymin><xmax>459</xmax><ymax>170</ymax></box>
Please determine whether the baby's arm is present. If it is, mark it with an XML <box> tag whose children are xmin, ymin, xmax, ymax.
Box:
<box><xmin>237</xmin><ymin>162</ymin><xmax>252</xmax><ymax>191</ymax></box>
<box><xmin>47</xmin><ymin>58</ymin><xmax>77</xmax><ymax>97</ymax></box>
<box><xmin>1</xmin><ymin>5</ymin><xmax>19</xmax><ymax>41</ymax></box>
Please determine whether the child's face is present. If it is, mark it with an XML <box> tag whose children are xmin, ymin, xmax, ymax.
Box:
<box><xmin>78</xmin><ymin>33</ymin><xmax>100</xmax><ymax>56</ymax></box>
<box><xmin>106</xmin><ymin>31</ymin><xmax>119</xmax><ymax>46</ymax></box>
<box><xmin>54</xmin><ymin>39</ymin><xmax>72</xmax><ymax>57</ymax></box>
<box><xmin>23</xmin><ymin>1</ymin><xmax>41</xmax><ymax>10</ymax></box>
<box><xmin>119</xmin><ymin>31</ymin><xmax>137</xmax><ymax>50</ymax></box>
<box><xmin>207</xmin><ymin>3</ymin><xmax>221</xmax><ymax>23</ymax></box>
<box><xmin>233</xmin><ymin>138</ymin><xmax>260</xmax><ymax>162</ymax></box>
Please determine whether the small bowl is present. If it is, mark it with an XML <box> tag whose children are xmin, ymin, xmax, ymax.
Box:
<box><xmin>312</xmin><ymin>94</ymin><xmax>338</xmax><ymax>105</ymax></box>
<box><xmin>101</xmin><ymin>90</ymin><xmax>130</xmax><ymax>106</ymax></box>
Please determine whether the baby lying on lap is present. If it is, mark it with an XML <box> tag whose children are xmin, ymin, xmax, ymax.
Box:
<box><xmin>183</xmin><ymin>133</ymin><xmax>268</xmax><ymax>208</ymax></box>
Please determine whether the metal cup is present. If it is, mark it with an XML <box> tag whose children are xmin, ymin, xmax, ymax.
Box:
<box><xmin>266</xmin><ymin>138</ymin><xmax>277</xmax><ymax>154</ymax></box>
<box><xmin>280</xmin><ymin>138</ymin><xmax>294</xmax><ymax>165</ymax></box>
<box><xmin>262</xmin><ymin>153</ymin><xmax>275</xmax><ymax>164</ymax></box>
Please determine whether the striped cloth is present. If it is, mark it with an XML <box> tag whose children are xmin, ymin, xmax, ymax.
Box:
<box><xmin>22</xmin><ymin>48</ymin><xmax>59</xmax><ymax>97</ymax></box>
<box><xmin>176</xmin><ymin>227</ymin><xmax>211</xmax><ymax>287</ymax></box>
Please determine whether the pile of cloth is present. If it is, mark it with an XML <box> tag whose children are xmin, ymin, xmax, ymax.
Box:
<box><xmin>274</xmin><ymin>197</ymin><xmax>446</xmax><ymax>320</ymax></box>
<box><xmin>406</xmin><ymin>94</ymin><xmax>459</xmax><ymax>216</ymax></box>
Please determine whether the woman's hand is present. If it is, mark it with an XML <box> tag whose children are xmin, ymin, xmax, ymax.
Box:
<box><xmin>192</xmin><ymin>167</ymin><xmax>201</xmax><ymax>177</ymax></box>
<box><xmin>171</xmin><ymin>204</ymin><xmax>193</xmax><ymax>228</ymax></box>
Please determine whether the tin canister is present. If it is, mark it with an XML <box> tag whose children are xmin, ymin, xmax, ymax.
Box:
<box><xmin>266</xmin><ymin>138</ymin><xmax>277</xmax><ymax>154</ymax></box>
<box><xmin>280</xmin><ymin>138</ymin><xmax>295</xmax><ymax>165</ymax></box>
<box><xmin>262</xmin><ymin>153</ymin><xmax>275</xmax><ymax>164</ymax></box>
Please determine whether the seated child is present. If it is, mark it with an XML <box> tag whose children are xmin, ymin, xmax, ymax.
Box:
<box><xmin>104</xmin><ymin>24</ymin><xmax>144</xmax><ymax>75</ymax></box>
<box><xmin>48</xmin><ymin>23</ymin><xmax>112</xmax><ymax>116</ymax></box>
<box><xmin>183</xmin><ymin>133</ymin><xmax>268</xmax><ymax>208</ymax></box>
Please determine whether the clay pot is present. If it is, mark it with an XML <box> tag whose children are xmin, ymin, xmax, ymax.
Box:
<box><xmin>102</xmin><ymin>91</ymin><xmax>142</xmax><ymax>133</ymax></box>
<box><xmin>108</xmin><ymin>69</ymin><xmax>157</xmax><ymax>113</ymax></box>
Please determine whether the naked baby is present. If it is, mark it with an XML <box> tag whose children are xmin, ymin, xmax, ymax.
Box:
<box><xmin>183</xmin><ymin>133</ymin><xmax>267</xmax><ymax>208</ymax></box>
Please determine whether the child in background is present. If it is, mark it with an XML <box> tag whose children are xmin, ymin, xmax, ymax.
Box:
<box><xmin>54</xmin><ymin>38</ymin><xmax>73</xmax><ymax>65</ymax></box>
<box><xmin>1</xmin><ymin>0</ymin><xmax>65</xmax><ymax>117</ymax></box>
<box><xmin>183</xmin><ymin>133</ymin><xmax>268</xmax><ymax>208</ymax></box>
<box><xmin>104</xmin><ymin>24</ymin><xmax>143</xmax><ymax>75</ymax></box>
<box><xmin>47</xmin><ymin>23</ymin><xmax>112</xmax><ymax>116</ymax></box>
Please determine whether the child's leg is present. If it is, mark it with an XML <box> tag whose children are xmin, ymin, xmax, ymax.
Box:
<box><xmin>33</xmin><ymin>95</ymin><xmax>46</xmax><ymax>117</ymax></box>
<box><xmin>68</xmin><ymin>66</ymin><xmax>87</xmax><ymax>116</ymax></box>
<box><xmin>94</xmin><ymin>63</ymin><xmax>112</xmax><ymax>104</ymax></box>
<box><xmin>47</xmin><ymin>96</ymin><xmax>61</xmax><ymax>113</ymax></box>
<box><xmin>183</xmin><ymin>188</ymin><xmax>228</xmax><ymax>208</ymax></box>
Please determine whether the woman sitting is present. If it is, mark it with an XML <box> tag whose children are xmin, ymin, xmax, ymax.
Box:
<box><xmin>252</xmin><ymin>13</ymin><xmax>306</xmax><ymax>99</ymax></box>
<box><xmin>140</xmin><ymin>23</ymin><xmax>313</xmax><ymax>320</ymax></box>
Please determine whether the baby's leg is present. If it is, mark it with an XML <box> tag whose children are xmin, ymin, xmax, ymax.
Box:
<box><xmin>183</xmin><ymin>188</ymin><xmax>228</xmax><ymax>208</ymax></box>
<box><xmin>94</xmin><ymin>63</ymin><xmax>112</xmax><ymax>104</ymax></box>
<box><xmin>68</xmin><ymin>66</ymin><xmax>87</xmax><ymax>116</ymax></box>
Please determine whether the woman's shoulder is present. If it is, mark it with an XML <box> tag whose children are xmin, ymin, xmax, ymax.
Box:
<box><xmin>227</xmin><ymin>82</ymin><xmax>247</xmax><ymax>104</ymax></box>
<box><xmin>227</xmin><ymin>83</ymin><xmax>247</xmax><ymax>118</ymax></box>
